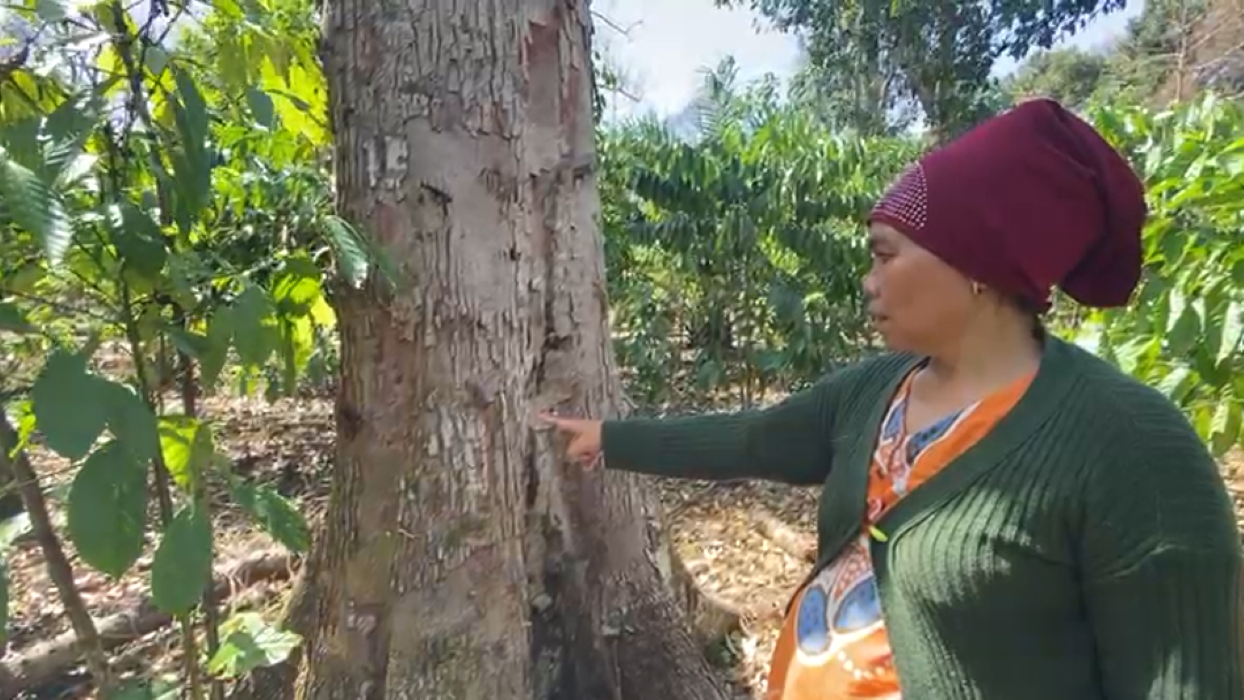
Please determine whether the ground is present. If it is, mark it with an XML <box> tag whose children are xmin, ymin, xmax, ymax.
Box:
<box><xmin>4</xmin><ymin>391</ymin><xmax>1243</xmax><ymax>699</ymax></box>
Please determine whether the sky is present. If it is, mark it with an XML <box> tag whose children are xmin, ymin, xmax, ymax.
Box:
<box><xmin>593</xmin><ymin>0</ymin><xmax>1145</xmax><ymax>120</ymax></box>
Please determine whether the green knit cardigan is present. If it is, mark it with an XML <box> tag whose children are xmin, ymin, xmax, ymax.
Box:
<box><xmin>602</xmin><ymin>335</ymin><xmax>1243</xmax><ymax>699</ymax></box>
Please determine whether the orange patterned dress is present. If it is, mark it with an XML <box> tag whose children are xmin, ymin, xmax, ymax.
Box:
<box><xmin>766</xmin><ymin>367</ymin><xmax>1034</xmax><ymax>699</ymax></box>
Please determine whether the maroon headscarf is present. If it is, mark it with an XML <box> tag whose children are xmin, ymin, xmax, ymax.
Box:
<box><xmin>868</xmin><ymin>98</ymin><xmax>1147</xmax><ymax>310</ymax></box>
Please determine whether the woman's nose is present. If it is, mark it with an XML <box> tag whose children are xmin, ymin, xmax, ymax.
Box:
<box><xmin>862</xmin><ymin>269</ymin><xmax>880</xmax><ymax>299</ymax></box>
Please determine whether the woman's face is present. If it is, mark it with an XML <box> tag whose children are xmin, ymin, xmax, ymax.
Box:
<box><xmin>861</xmin><ymin>222</ymin><xmax>976</xmax><ymax>354</ymax></box>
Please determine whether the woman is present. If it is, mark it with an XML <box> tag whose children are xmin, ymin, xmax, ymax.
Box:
<box><xmin>542</xmin><ymin>98</ymin><xmax>1243</xmax><ymax>699</ymax></box>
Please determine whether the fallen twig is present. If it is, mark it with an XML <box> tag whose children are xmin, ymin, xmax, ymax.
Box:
<box><xmin>0</xmin><ymin>549</ymin><xmax>297</xmax><ymax>698</ymax></box>
<box><xmin>0</xmin><ymin>415</ymin><xmax>112</xmax><ymax>692</ymax></box>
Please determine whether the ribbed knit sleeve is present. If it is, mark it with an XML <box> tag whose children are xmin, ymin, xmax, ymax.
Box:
<box><xmin>1079</xmin><ymin>389</ymin><xmax>1244</xmax><ymax>699</ymax></box>
<box><xmin>599</xmin><ymin>375</ymin><xmax>837</xmax><ymax>486</ymax></box>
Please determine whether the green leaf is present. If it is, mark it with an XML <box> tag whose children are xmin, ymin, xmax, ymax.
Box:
<box><xmin>8</xmin><ymin>400</ymin><xmax>36</xmax><ymax>460</ymax></box>
<box><xmin>150</xmin><ymin>503</ymin><xmax>213</xmax><ymax>615</ymax></box>
<box><xmin>0</xmin><ymin>148</ymin><xmax>72</xmax><ymax>264</ymax></box>
<box><xmin>232</xmin><ymin>286</ymin><xmax>276</xmax><ymax>368</ymax></box>
<box><xmin>246</xmin><ymin>88</ymin><xmax>275</xmax><ymax>129</ymax></box>
<box><xmin>158</xmin><ymin>416</ymin><xmax>214</xmax><ymax>492</ymax></box>
<box><xmin>40</xmin><ymin>98</ymin><xmax>95</xmax><ymax>186</ymax></box>
<box><xmin>1</xmin><ymin>261</ymin><xmax>45</xmax><ymax>294</ymax></box>
<box><xmin>277</xmin><ymin>315</ymin><xmax>315</xmax><ymax>393</ymax></box>
<box><xmin>1166</xmin><ymin>303</ymin><xmax>1201</xmax><ymax>357</ymax></box>
<box><xmin>0</xmin><ymin>302</ymin><xmax>34</xmax><ymax>333</ymax></box>
<box><xmin>1210</xmin><ymin>399</ymin><xmax>1243</xmax><ymax>457</ymax></box>
<box><xmin>35</xmin><ymin>0</ymin><xmax>66</xmax><ymax>21</ymax></box>
<box><xmin>1154</xmin><ymin>364</ymin><xmax>1194</xmax><ymax>403</ymax></box>
<box><xmin>67</xmin><ymin>441</ymin><xmax>148</xmax><ymax>578</ymax></box>
<box><xmin>207</xmin><ymin>612</ymin><xmax>302</xmax><ymax>679</ymax></box>
<box><xmin>321</xmin><ymin>216</ymin><xmax>370</xmax><ymax>288</ymax></box>
<box><xmin>271</xmin><ymin>258</ymin><xmax>322</xmax><ymax>316</ymax></box>
<box><xmin>170</xmin><ymin>68</ymin><xmax>213</xmax><ymax>226</ymax></box>
<box><xmin>167</xmin><ymin>327</ymin><xmax>210</xmax><ymax>361</ymax></box>
<box><xmin>201</xmin><ymin>308</ymin><xmax>233</xmax><ymax>389</ymax></box>
<box><xmin>100</xmin><ymin>380</ymin><xmax>159</xmax><ymax>463</ymax></box>
<box><xmin>1110</xmin><ymin>335</ymin><xmax>1154</xmax><ymax>376</ymax></box>
<box><xmin>173</xmin><ymin>69</ymin><xmax>208</xmax><ymax>139</ymax></box>
<box><xmin>142</xmin><ymin>45</ymin><xmax>171</xmax><ymax>78</ymax></box>
<box><xmin>31</xmin><ymin>349</ymin><xmax>109</xmax><ymax>460</ymax></box>
<box><xmin>229</xmin><ymin>481</ymin><xmax>310</xmax><ymax>553</ymax></box>
<box><xmin>112</xmin><ymin>203</ymin><xmax>168</xmax><ymax>279</ymax></box>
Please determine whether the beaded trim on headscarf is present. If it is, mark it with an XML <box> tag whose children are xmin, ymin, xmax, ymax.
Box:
<box><xmin>872</xmin><ymin>163</ymin><xmax>929</xmax><ymax>232</ymax></box>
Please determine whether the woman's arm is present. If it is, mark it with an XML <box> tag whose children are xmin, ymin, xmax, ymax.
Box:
<box><xmin>1080</xmin><ymin>401</ymin><xmax>1243</xmax><ymax>699</ymax></box>
<box><xmin>600</xmin><ymin>376</ymin><xmax>836</xmax><ymax>486</ymax></box>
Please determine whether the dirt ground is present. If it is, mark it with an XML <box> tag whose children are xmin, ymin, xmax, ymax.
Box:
<box><xmin>4</xmin><ymin>392</ymin><xmax>1242</xmax><ymax>699</ymax></box>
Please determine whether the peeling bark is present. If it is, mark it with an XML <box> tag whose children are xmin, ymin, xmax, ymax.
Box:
<box><xmin>302</xmin><ymin>0</ymin><xmax>730</xmax><ymax>698</ymax></box>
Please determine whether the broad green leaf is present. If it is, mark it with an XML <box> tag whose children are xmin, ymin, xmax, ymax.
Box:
<box><xmin>232</xmin><ymin>286</ymin><xmax>276</xmax><ymax>368</ymax></box>
<box><xmin>170</xmin><ymin>68</ymin><xmax>212</xmax><ymax>226</ymax></box>
<box><xmin>1109</xmin><ymin>335</ymin><xmax>1154</xmax><ymax>376</ymax></box>
<box><xmin>157</xmin><ymin>417</ymin><xmax>214</xmax><ymax>492</ymax></box>
<box><xmin>1</xmin><ymin>261</ymin><xmax>44</xmax><ymax>294</ymax></box>
<box><xmin>1154</xmin><ymin>365</ymin><xmax>1194</xmax><ymax>403</ymax></box>
<box><xmin>1210</xmin><ymin>399</ymin><xmax>1243</xmax><ymax>457</ymax></box>
<box><xmin>277</xmin><ymin>315</ymin><xmax>315</xmax><ymax>393</ymax></box>
<box><xmin>167</xmin><ymin>327</ymin><xmax>210</xmax><ymax>361</ymax></box>
<box><xmin>207</xmin><ymin>612</ymin><xmax>302</xmax><ymax>678</ymax></box>
<box><xmin>30</xmin><ymin>349</ymin><xmax>109</xmax><ymax>459</ymax></box>
<box><xmin>100</xmin><ymin>380</ymin><xmax>159</xmax><ymax>463</ymax></box>
<box><xmin>0</xmin><ymin>149</ymin><xmax>72</xmax><ymax>264</ymax></box>
<box><xmin>1166</xmin><ymin>304</ymin><xmax>1201</xmax><ymax>357</ymax></box>
<box><xmin>0</xmin><ymin>302</ymin><xmax>33</xmax><ymax>333</ymax></box>
<box><xmin>201</xmin><ymin>308</ymin><xmax>233</xmax><ymax>389</ymax></box>
<box><xmin>150</xmin><ymin>503</ymin><xmax>213</xmax><ymax>615</ymax></box>
<box><xmin>271</xmin><ymin>258</ymin><xmax>322</xmax><ymax>316</ymax></box>
<box><xmin>35</xmin><ymin>0</ymin><xmax>66</xmax><ymax>21</ymax></box>
<box><xmin>113</xmin><ymin>203</ymin><xmax>168</xmax><ymax>279</ymax></box>
<box><xmin>142</xmin><ymin>45</ymin><xmax>171</xmax><ymax>78</ymax></box>
<box><xmin>173</xmin><ymin>69</ymin><xmax>208</xmax><ymax>141</ymax></box>
<box><xmin>229</xmin><ymin>481</ymin><xmax>310</xmax><ymax>553</ymax></box>
<box><xmin>1218</xmin><ymin>300</ymin><xmax>1244</xmax><ymax>366</ymax></box>
<box><xmin>310</xmin><ymin>295</ymin><xmax>335</xmax><ymax>328</ymax></box>
<box><xmin>67</xmin><ymin>441</ymin><xmax>148</xmax><ymax>578</ymax></box>
<box><xmin>246</xmin><ymin>88</ymin><xmax>275</xmax><ymax>129</ymax></box>
<box><xmin>40</xmin><ymin>99</ymin><xmax>95</xmax><ymax>186</ymax></box>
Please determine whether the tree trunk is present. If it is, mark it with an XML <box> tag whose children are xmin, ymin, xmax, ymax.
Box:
<box><xmin>300</xmin><ymin>1</ymin><xmax>732</xmax><ymax>698</ymax></box>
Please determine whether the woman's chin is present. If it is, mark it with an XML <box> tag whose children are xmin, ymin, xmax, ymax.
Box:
<box><xmin>875</xmin><ymin>325</ymin><xmax>913</xmax><ymax>354</ymax></box>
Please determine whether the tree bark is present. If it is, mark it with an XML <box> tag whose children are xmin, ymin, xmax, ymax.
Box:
<box><xmin>301</xmin><ymin>1</ymin><xmax>731</xmax><ymax>698</ymax></box>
